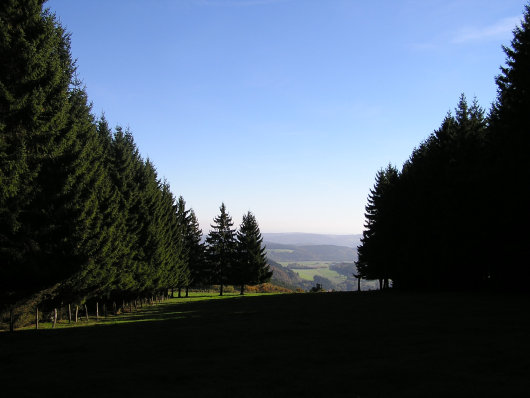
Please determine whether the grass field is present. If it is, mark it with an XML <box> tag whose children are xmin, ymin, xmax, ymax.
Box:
<box><xmin>2</xmin><ymin>291</ymin><xmax>530</xmax><ymax>397</ymax></box>
<box><xmin>280</xmin><ymin>261</ymin><xmax>348</xmax><ymax>285</ymax></box>
<box><xmin>9</xmin><ymin>292</ymin><xmax>275</xmax><ymax>331</ymax></box>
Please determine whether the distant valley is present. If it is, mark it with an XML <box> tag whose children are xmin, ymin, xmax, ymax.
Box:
<box><xmin>266</xmin><ymin>242</ymin><xmax>356</xmax><ymax>262</ymax></box>
<box><xmin>264</xmin><ymin>233</ymin><xmax>378</xmax><ymax>292</ymax></box>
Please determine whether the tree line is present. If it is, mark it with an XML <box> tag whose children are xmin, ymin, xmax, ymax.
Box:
<box><xmin>357</xmin><ymin>3</ymin><xmax>530</xmax><ymax>291</ymax></box>
<box><xmin>0</xmin><ymin>0</ymin><xmax>271</xmax><ymax>316</ymax></box>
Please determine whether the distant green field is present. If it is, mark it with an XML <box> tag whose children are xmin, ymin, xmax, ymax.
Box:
<box><xmin>279</xmin><ymin>261</ymin><xmax>347</xmax><ymax>285</ymax></box>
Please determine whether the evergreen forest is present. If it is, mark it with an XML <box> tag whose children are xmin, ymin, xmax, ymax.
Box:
<box><xmin>0</xmin><ymin>0</ymin><xmax>271</xmax><ymax>321</ymax></box>
<box><xmin>357</xmin><ymin>4</ymin><xmax>530</xmax><ymax>291</ymax></box>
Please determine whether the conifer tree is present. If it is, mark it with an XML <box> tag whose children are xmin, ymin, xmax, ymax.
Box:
<box><xmin>0</xmin><ymin>0</ymin><xmax>96</xmax><ymax>305</ymax></box>
<box><xmin>234</xmin><ymin>211</ymin><xmax>271</xmax><ymax>295</ymax></box>
<box><xmin>176</xmin><ymin>197</ymin><xmax>206</xmax><ymax>292</ymax></box>
<box><xmin>51</xmin><ymin>87</ymin><xmax>119</xmax><ymax>300</ymax></box>
<box><xmin>107</xmin><ymin>126</ymin><xmax>143</xmax><ymax>297</ymax></box>
<box><xmin>205</xmin><ymin>203</ymin><xmax>237</xmax><ymax>296</ymax></box>
<box><xmin>173</xmin><ymin>195</ymin><xmax>190</xmax><ymax>296</ymax></box>
<box><xmin>134</xmin><ymin>159</ymin><xmax>167</xmax><ymax>295</ymax></box>
<box><xmin>488</xmin><ymin>5</ymin><xmax>530</xmax><ymax>289</ymax></box>
<box><xmin>356</xmin><ymin>165</ymin><xmax>399</xmax><ymax>289</ymax></box>
<box><xmin>186</xmin><ymin>209</ymin><xmax>206</xmax><ymax>291</ymax></box>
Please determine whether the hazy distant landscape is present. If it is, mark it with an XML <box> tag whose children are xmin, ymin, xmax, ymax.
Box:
<box><xmin>263</xmin><ymin>233</ymin><xmax>379</xmax><ymax>291</ymax></box>
<box><xmin>262</xmin><ymin>232</ymin><xmax>362</xmax><ymax>248</ymax></box>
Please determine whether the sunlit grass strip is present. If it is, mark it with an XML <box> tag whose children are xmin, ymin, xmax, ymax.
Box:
<box><xmin>15</xmin><ymin>291</ymin><xmax>284</xmax><ymax>331</ymax></box>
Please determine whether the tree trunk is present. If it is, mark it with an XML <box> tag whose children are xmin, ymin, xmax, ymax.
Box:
<box><xmin>36</xmin><ymin>307</ymin><xmax>39</xmax><ymax>330</ymax></box>
<box><xmin>240</xmin><ymin>284</ymin><xmax>245</xmax><ymax>295</ymax></box>
<box><xmin>104</xmin><ymin>303</ymin><xmax>107</xmax><ymax>318</ymax></box>
<box><xmin>96</xmin><ymin>302</ymin><xmax>99</xmax><ymax>321</ymax></box>
<box><xmin>178</xmin><ymin>287</ymin><xmax>181</xmax><ymax>298</ymax></box>
<box><xmin>84</xmin><ymin>304</ymin><xmax>89</xmax><ymax>321</ymax></box>
<box><xmin>357</xmin><ymin>276</ymin><xmax>361</xmax><ymax>292</ymax></box>
<box><xmin>53</xmin><ymin>308</ymin><xmax>57</xmax><ymax>328</ymax></box>
<box><xmin>113</xmin><ymin>302</ymin><xmax>117</xmax><ymax>315</ymax></box>
<box><xmin>68</xmin><ymin>304</ymin><xmax>72</xmax><ymax>323</ymax></box>
<box><xmin>379</xmin><ymin>279</ymin><xmax>383</xmax><ymax>290</ymax></box>
<box><xmin>219</xmin><ymin>283</ymin><xmax>224</xmax><ymax>296</ymax></box>
<box><xmin>185</xmin><ymin>286</ymin><xmax>189</xmax><ymax>297</ymax></box>
<box><xmin>75</xmin><ymin>306</ymin><xmax>78</xmax><ymax>323</ymax></box>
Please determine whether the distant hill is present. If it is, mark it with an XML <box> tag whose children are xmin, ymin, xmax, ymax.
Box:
<box><xmin>268</xmin><ymin>259</ymin><xmax>312</xmax><ymax>291</ymax></box>
<box><xmin>262</xmin><ymin>233</ymin><xmax>361</xmax><ymax>248</ymax></box>
<box><xmin>266</xmin><ymin>242</ymin><xmax>357</xmax><ymax>262</ymax></box>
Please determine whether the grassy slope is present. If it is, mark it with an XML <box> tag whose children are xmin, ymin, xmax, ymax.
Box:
<box><xmin>1</xmin><ymin>291</ymin><xmax>530</xmax><ymax>397</ymax></box>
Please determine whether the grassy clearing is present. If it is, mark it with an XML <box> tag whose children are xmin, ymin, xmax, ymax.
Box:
<box><xmin>2</xmin><ymin>291</ymin><xmax>530</xmax><ymax>397</ymax></box>
<box><xmin>280</xmin><ymin>261</ymin><xmax>348</xmax><ymax>285</ymax></box>
<box><xmin>295</xmin><ymin>267</ymin><xmax>348</xmax><ymax>285</ymax></box>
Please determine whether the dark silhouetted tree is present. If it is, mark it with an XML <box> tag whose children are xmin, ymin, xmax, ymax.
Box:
<box><xmin>488</xmin><ymin>6</ymin><xmax>530</xmax><ymax>289</ymax></box>
<box><xmin>356</xmin><ymin>164</ymin><xmax>399</xmax><ymax>289</ymax></box>
<box><xmin>234</xmin><ymin>211</ymin><xmax>271</xmax><ymax>295</ymax></box>
<box><xmin>205</xmin><ymin>203</ymin><xmax>237</xmax><ymax>296</ymax></box>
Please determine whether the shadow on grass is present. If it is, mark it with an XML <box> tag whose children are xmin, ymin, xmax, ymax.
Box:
<box><xmin>1</xmin><ymin>291</ymin><xmax>530</xmax><ymax>397</ymax></box>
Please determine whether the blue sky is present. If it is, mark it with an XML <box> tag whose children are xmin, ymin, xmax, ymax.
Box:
<box><xmin>46</xmin><ymin>0</ymin><xmax>525</xmax><ymax>234</ymax></box>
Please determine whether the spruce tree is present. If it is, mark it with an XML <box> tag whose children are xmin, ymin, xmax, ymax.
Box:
<box><xmin>177</xmin><ymin>197</ymin><xmax>206</xmax><ymax>292</ymax></box>
<box><xmin>173</xmin><ymin>195</ymin><xmax>190</xmax><ymax>296</ymax></box>
<box><xmin>107</xmin><ymin>126</ymin><xmax>143</xmax><ymax>298</ymax></box>
<box><xmin>488</xmin><ymin>5</ymin><xmax>530</xmax><ymax>289</ymax></box>
<box><xmin>356</xmin><ymin>165</ymin><xmax>399</xmax><ymax>289</ymax></box>
<box><xmin>205</xmin><ymin>203</ymin><xmax>237</xmax><ymax>296</ymax></box>
<box><xmin>0</xmin><ymin>0</ymin><xmax>95</xmax><ymax>305</ymax></box>
<box><xmin>50</xmin><ymin>87</ymin><xmax>118</xmax><ymax>300</ymax></box>
<box><xmin>134</xmin><ymin>159</ymin><xmax>167</xmax><ymax>295</ymax></box>
<box><xmin>234</xmin><ymin>211</ymin><xmax>271</xmax><ymax>295</ymax></box>
<box><xmin>186</xmin><ymin>209</ymin><xmax>206</xmax><ymax>290</ymax></box>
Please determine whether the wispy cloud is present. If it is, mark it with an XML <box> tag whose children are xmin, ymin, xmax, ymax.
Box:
<box><xmin>452</xmin><ymin>16</ymin><xmax>522</xmax><ymax>44</ymax></box>
<box><xmin>194</xmin><ymin>0</ymin><xmax>290</xmax><ymax>7</ymax></box>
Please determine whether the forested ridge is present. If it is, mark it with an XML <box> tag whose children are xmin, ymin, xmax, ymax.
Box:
<box><xmin>357</xmin><ymin>3</ymin><xmax>530</xmax><ymax>291</ymax></box>
<box><xmin>0</xmin><ymin>0</ymin><xmax>272</xmax><ymax>326</ymax></box>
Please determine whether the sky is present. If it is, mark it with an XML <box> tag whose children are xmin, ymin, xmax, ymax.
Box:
<box><xmin>46</xmin><ymin>0</ymin><xmax>526</xmax><ymax>235</ymax></box>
